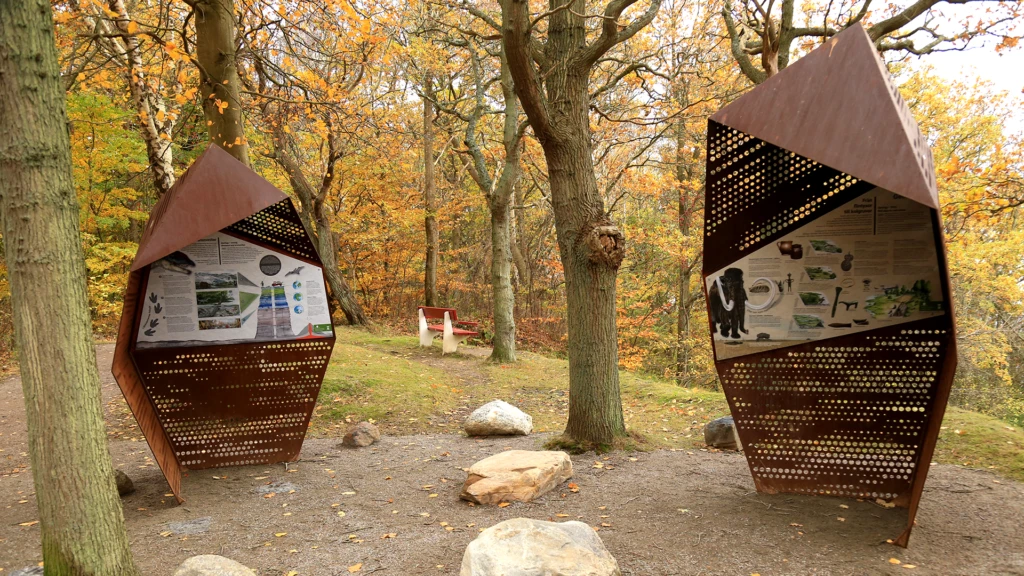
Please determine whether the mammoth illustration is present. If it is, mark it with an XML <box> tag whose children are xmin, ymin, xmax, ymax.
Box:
<box><xmin>709</xmin><ymin>267</ymin><xmax>749</xmax><ymax>339</ymax></box>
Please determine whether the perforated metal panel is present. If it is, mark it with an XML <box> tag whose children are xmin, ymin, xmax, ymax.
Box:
<box><xmin>720</xmin><ymin>318</ymin><xmax>951</xmax><ymax>503</ymax></box>
<box><xmin>225</xmin><ymin>199</ymin><xmax>319</xmax><ymax>262</ymax></box>
<box><xmin>131</xmin><ymin>338</ymin><xmax>333</xmax><ymax>469</ymax></box>
<box><xmin>705</xmin><ymin>121</ymin><xmax>874</xmax><ymax>272</ymax></box>
<box><xmin>703</xmin><ymin>120</ymin><xmax>957</xmax><ymax>547</ymax></box>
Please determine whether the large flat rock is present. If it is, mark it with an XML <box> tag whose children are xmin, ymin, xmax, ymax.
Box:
<box><xmin>460</xmin><ymin>450</ymin><xmax>572</xmax><ymax>505</ymax></box>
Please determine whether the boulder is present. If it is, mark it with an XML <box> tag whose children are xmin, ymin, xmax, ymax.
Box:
<box><xmin>464</xmin><ymin>400</ymin><xmax>533</xmax><ymax>436</ymax></box>
<box><xmin>342</xmin><ymin>421</ymin><xmax>380</xmax><ymax>447</ymax></box>
<box><xmin>173</xmin><ymin>555</ymin><xmax>255</xmax><ymax>576</ymax></box>
<box><xmin>114</xmin><ymin>469</ymin><xmax>135</xmax><ymax>496</ymax></box>
<box><xmin>461</xmin><ymin>450</ymin><xmax>572</xmax><ymax>505</ymax></box>
<box><xmin>460</xmin><ymin>518</ymin><xmax>620</xmax><ymax>576</ymax></box>
<box><xmin>704</xmin><ymin>416</ymin><xmax>740</xmax><ymax>450</ymax></box>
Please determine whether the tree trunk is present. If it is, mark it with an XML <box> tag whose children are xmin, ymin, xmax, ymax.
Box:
<box><xmin>499</xmin><ymin>0</ymin><xmax>655</xmax><ymax>446</ymax></box>
<box><xmin>489</xmin><ymin>191</ymin><xmax>517</xmax><ymax>362</ymax></box>
<box><xmin>315</xmin><ymin>208</ymin><xmax>368</xmax><ymax>326</ymax></box>
<box><xmin>548</xmin><ymin>135</ymin><xmax>627</xmax><ymax>445</ymax></box>
<box><xmin>675</xmin><ymin>120</ymin><xmax>691</xmax><ymax>385</ymax></box>
<box><xmin>194</xmin><ymin>0</ymin><xmax>249</xmax><ymax>166</ymax></box>
<box><xmin>0</xmin><ymin>1</ymin><xmax>140</xmax><ymax>573</ymax></box>
<box><xmin>106</xmin><ymin>0</ymin><xmax>175</xmax><ymax>195</ymax></box>
<box><xmin>422</xmin><ymin>76</ymin><xmax>438</xmax><ymax>306</ymax></box>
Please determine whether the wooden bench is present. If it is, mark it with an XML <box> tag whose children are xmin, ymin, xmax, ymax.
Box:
<box><xmin>417</xmin><ymin>306</ymin><xmax>479</xmax><ymax>354</ymax></box>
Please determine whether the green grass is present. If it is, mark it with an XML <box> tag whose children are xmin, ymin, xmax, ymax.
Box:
<box><xmin>310</xmin><ymin>340</ymin><xmax>459</xmax><ymax>436</ymax></box>
<box><xmin>933</xmin><ymin>407</ymin><xmax>1024</xmax><ymax>482</ymax></box>
<box><xmin>312</xmin><ymin>326</ymin><xmax>1023</xmax><ymax>482</ymax></box>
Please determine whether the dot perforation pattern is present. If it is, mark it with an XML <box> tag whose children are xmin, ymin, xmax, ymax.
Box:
<box><xmin>704</xmin><ymin>120</ymin><xmax>876</xmax><ymax>274</ymax></box>
<box><xmin>719</xmin><ymin>319</ymin><xmax>952</xmax><ymax>504</ymax></box>
<box><xmin>225</xmin><ymin>199</ymin><xmax>319</xmax><ymax>263</ymax></box>
<box><xmin>132</xmin><ymin>338</ymin><xmax>335</xmax><ymax>469</ymax></box>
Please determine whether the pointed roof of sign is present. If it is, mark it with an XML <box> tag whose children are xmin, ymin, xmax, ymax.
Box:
<box><xmin>711</xmin><ymin>23</ymin><xmax>938</xmax><ymax>208</ymax></box>
<box><xmin>131</xmin><ymin>146</ymin><xmax>288</xmax><ymax>271</ymax></box>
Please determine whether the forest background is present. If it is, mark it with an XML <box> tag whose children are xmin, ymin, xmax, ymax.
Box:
<box><xmin>1</xmin><ymin>0</ymin><xmax>1022</xmax><ymax>426</ymax></box>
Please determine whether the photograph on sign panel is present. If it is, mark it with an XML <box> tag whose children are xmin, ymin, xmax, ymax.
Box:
<box><xmin>707</xmin><ymin>187</ymin><xmax>945</xmax><ymax>360</ymax></box>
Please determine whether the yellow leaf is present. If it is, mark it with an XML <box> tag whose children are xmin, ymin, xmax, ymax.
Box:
<box><xmin>348</xmin><ymin>564</ymin><xmax>362</xmax><ymax>573</ymax></box>
<box><xmin>18</xmin><ymin>521</ymin><xmax>38</xmax><ymax>527</ymax></box>
<box><xmin>126</xmin><ymin>21</ymin><xmax>138</xmax><ymax>34</ymax></box>
<box><xmin>497</xmin><ymin>502</ymin><xmax>510</xmax><ymax>508</ymax></box>
<box><xmin>275</xmin><ymin>532</ymin><xmax>287</xmax><ymax>537</ymax></box>
<box><xmin>903</xmin><ymin>565</ymin><xmax>917</xmax><ymax>570</ymax></box>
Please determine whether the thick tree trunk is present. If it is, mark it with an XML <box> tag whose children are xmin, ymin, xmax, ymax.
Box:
<box><xmin>0</xmin><ymin>1</ymin><xmax>140</xmax><ymax>573</ymax></box>
<box><xmin>489</xmin><ymin>192</ymin><xmax>517</xmax><ymax>363</ymax></box>
<box><xmin>547</xmin><ymin>136</ymin><xmax>627</xmax><ymax>445</ymax></box>
<box><xmin>422</xmin><ymin>77</ymin><xmax>438</xmax><ymax>306</ymax></box>
<box><xmin>194</xmin><ymin>0</ymin><xmax>249</xmax><ymax>165</ymax></box>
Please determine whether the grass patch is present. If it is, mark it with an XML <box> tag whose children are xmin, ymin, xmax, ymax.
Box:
<box><xmin>312</xmin><ymin>326</ymin><xmax>1023</xmax><ymax>482</ymax></box>
<box><xmin>309</xmin><ymin>339</ymin><xmax>461</xmax><ymax>436</ymax></box>
<box><xmin>933</xmin><ymin>407</ymin><xmax>1024</xmax><ymax>482</ymax></box>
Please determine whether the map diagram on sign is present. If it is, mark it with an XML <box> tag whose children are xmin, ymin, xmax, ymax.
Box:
<box><xmin>136</xmin><ymin>232</ymin><xmax>333</xmax><ymax>348</ymax></box>
<box><xmin>706</xmin><ymin>187</ymin><xmax>945</xmax><ymax>360</ymax></box>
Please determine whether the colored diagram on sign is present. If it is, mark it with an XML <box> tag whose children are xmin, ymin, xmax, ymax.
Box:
<box><xmin>705</xmin><ymin>187</ymin><xmax>946</xmax><ymax>360</ymax></box>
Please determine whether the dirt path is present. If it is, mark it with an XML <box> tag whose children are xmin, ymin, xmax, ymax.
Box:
<box><xmin>2</xmin><ymin>346</ymin><xmax>1024</xmax><ymax>575</ymax></box>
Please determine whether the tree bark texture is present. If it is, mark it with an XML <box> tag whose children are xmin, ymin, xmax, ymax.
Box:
<box><xmin>106</xmin><ymin>0</ymin><xmax>176</xmax><ymax>195</ymax></box>
<box><xmin>463</xmin><ymin>47</ymin><xmax>521</xmax><ymax>363</ymax></box>
<box><xmin>422</xmin><ymin>76</ymin><xmax>438</xmax><ymax>307</ymax></box>
<box><xmin>500</xmin><ymin>0</ymin><xmax>661</xmax><ymax>444</ymax></box>
<box><xmin>675</xmin><ymin>120</ymin><xmax>692</xmax><ymax>384</ymax></box>
<box><xmin>0</xmin><ymin>1</ymin><xmax>140</xmax><ymax>573</ymax></box>
<box><xmin>194</xmin><ymin>0</ymin><xmax>249</xmax><ymax>165</ymax></box>
<box><xmin>266</xmin><ymin>126</ymin><xmax>368</xmax><ymax>325</ymax></box>
<box><xmin>315</xmin><ymin>208</ymin><xmax>368</xmax><ymax>326</ymax></box>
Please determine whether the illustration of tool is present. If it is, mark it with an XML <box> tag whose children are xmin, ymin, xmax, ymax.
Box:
<box><xmin>831</xmin><ymin>287</ymin><xmax>842</xmax><ymax>318</ymax></box>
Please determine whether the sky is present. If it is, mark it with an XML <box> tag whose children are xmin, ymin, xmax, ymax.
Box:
<box><xmin>903</xmin><ymin>4</ymin><xmax>1024</xmax><ymax>131</ymax></box>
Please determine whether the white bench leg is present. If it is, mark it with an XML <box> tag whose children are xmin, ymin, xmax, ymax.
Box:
<box><xmin>441</xmin><ymin>311</ymin><xmax>466</xmax><ymax>355</ymax></box>
<box><xmin>418</xmin><ymin>309</ymin><xmax>435</xmax><ymax>347</ymax></box>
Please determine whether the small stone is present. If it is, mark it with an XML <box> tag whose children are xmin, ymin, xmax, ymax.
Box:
<box><xmin>461</xmin><ymin>450</ymin><xmax>572</xmax><ymax>505</ymax></box>
<box><xmin>342</xmin><ymin>421</ymin><xmax>381</xmax><ymax>447</ymax></box>
<box><xmin>460</xmin><ymin>518</ymin><xmax>620</xmax><ymax>576</ymax></box>
<box><xmin>704</xmin><ymin>416</ymin><xmax>741</xmax><ymax>450</ymax></box>
<box><xmin>173</xmin><ymin>555</ymin><xmax>255</xmax><ymax>576</ymax></box>
<box><xmin>9</xmin><ymin>567</ymin><xmax>44</xmax><ymax>576</ymax></box>
<box><xmin>115</xmin><ymin>469</ymin><xmax>135</xmax><ymax>496</ymax></box>
<box><xmin>464</xmin><ymin>400</ymin><xmax>533</xmax><ymax>436</ymax></box>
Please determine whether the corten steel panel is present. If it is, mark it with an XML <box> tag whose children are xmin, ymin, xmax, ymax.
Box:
<box><xmin>132</xmin><ymin>146</ymin><xmax>289</xmax><ymax>271</ymax></box>
<box><xmin>113</xmin><ymin>152</ymin><xmax>336</xmax><ymax>503</ymax></box>
<box><xmin>702</xmin><ymin>118</ymin><xmax>956</xmax><ymax>547</ymax></box>
<box><xmin>112</xmin><ymin>269</ymin><xmax>183</xmax><ymax>502</ymax></box>
<box><xmin>711</xmin><ymin>24</ymin><xmax>938</xmax><ymax>210</ymax></box>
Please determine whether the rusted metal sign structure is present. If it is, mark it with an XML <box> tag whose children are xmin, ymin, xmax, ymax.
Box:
<box><xmin>702</xmin><ymin>24</ymin><xmax>956</xmax><ymax>546</ymax></box>
<box><xmin>113</xmin><ymin>146</ymin><xmax>336</xmax><ymax>502</ymax></box>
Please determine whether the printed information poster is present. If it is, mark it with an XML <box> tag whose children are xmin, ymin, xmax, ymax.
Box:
<box><xmin>706</xmin><ymin>187</ymin><xmax>945</xmax><ymax>360</ymax></box>
<box><xmin>136</xmin><ymin>232</ymin><xmax>333</xmax><ymax>348</ymax></box>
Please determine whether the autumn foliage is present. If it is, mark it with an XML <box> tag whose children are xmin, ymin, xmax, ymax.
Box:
<box><xmin>0</xmin><ymin>0</ymin><xmax>1021</xmax><ymax>425</ymax></box>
